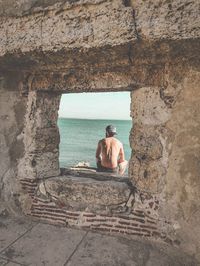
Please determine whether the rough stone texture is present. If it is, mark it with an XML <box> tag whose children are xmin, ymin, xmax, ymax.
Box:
<box><xmin>0</xmin><ymin>0</ymin><xmax>136</xmax><ymax>78</ymax></box>
<box><xmin>0</xmin><ymin>217</ymin><xmax>198</xmax><ymax>266</ymax></box>
<box><xmin>0</xmin><ymin>0</ymin><xmax>135</xmax><ymax>53</ymax></box>
<box><xmin>0</xmin><ymin>218</ymin><xmax>86</xmax><ymax>266</ymax></box>
<box><xmin>0</xmin><ymin>0</ymin><xmax>199</xmax><ymax>94</ymax></box>
<box><xmin>129</xmin><ymin>65</ymin><xmax>200</xmax><ymax>261</ymax></box>
<box><xmin>18</xmin><ymin>170</ymin><xmax>177</xmax><ymax>247</ymax></box>
<box><xmin>163</xmin><ymin>67</ymin><xmax>200</xmax><ymax>260</ymax></box>
<box><xmin>131</xmin><ymin>0</ymin><xmax>200</xmax><ymax>40</ymax></box>
<box><xmin>69</xmin><ymin>232</ymin><xmax>196</xmax><ymax>266</ymax></box>
<box><xmin>17</xmin><ymin>169</ymin><xmax>169</xmax><ymax>244</ymax></box>
<box><xmin>0</xmin><ymin>0</ymin><xmax>199</xmax><ymax>63</ymax></box>
<box><xmin>0</xmin><ymin>216</ymin><xmax>36</xmax><ymax>253</ymax></box>
<box><xmin>0</xmin><ymin>73</ymin><xmax>27</xmax><ymax>214</ymax></box>
<box><xmin>0</xmin><ymin>0</ymin><xmax>199</xmax><ymax>263</ymax></box>
<box><xmin>38</xmin><ymin>175</ymin><xmax>130</xmax><ymax>211</ymax></box>
<box><xmin>18</xmin><ymin>90</ymin><xmax>61</xmax><ymax>180</ymax></box>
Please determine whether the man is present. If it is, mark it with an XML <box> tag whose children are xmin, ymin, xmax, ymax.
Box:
<box><xmin>96</xmin><ymin>125</ymin><xmax>127</xmax><ymax>175</ymax></box>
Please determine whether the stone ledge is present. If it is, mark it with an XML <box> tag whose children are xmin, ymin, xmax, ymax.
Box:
<box><xmin>60</xmin><ymin>167</ymin><xmax>130</xmax><ymax>182</ymax></box>
<box><xmin>38</xmin><ymin>173</ymin><xmax>131</xmax><ymax>212</ymax></box>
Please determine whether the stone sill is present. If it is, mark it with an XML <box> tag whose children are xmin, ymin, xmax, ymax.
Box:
<box><xmin>60</xmin><ymin>167</ymin><xmax>129</xmax><ymax>182</ymax></box>
<box><xmin>37</xmin><ymin>167</ymin><xmax>133</xmax><ymax>213</ymax></box>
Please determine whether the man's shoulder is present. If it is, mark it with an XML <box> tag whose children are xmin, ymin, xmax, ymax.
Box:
<box><xmin>115</xmin><ymin>138</ymin><xmax>123</xmax><ymax>146</ymax></box>
<box><xmin>114</xmin><ymin>137</ymin><xmax>121</xmax><ymax>143</ymax></box>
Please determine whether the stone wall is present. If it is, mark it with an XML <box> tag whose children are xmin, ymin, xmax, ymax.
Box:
<box><xmin>20</xmin><ymin>171</ymin><xmax>173</xmax><ymax>245</ymax></box>
<box><xmin>0</xmin><ymin>72</ymin><xmax>27</xmax><ymax>214</ymax></box>
<box><xmin>129</xmin><ymin>63</ymin><xmax>200</xmax><ymax>260</ymax></box>
<box><xmin>0</xmin><ymin>0</ymin><xmax>199</xmax><ymax>262</ymax></box>
<box><xmin>163</xmin><ymin>66</ymin><xmax>200</xmax><ymax>259</ymax></box>
<box><xmin>18</xmin><ymin>91</ymin><xmax>61</xmax><ymax>180</ymax></box>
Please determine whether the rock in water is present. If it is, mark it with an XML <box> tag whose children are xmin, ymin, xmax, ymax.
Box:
<box><xmin>74</xmin><ymin>162</ymin><xmax>90</xmax><ymax>168</ymax></box>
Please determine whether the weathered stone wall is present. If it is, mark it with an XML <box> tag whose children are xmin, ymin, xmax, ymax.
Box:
<box><xmin>18</xmin><ymin>91</ymin><xmax>61</xmax><ymax>180</ymax></box>
<box><xmin>0</xmin><ymin>0</ymin><xmax>199</xmax><ymax>262</ymax></box>
<box><xmin>0</xmin><ymin>72</ymin><xmax>27</xmax><ymax>214</ymax></box>
<box><xmin>163</xmin><ymin>67</ymin><xmax>200</xmax><ymax>259</ymax></box>
<box><xmin>130</xmin><ymin>63</ymin><xmax>200</xmax><ymax>260</ymax></box>
<box><xmin>20</xmin><ymin>171</ymin><xmax>171</xmax><ymax>244</ymax></box>
<box><xmin>131</xmin><ymin>0</ymin><xmax>200</xmax><ymax>40</ymax></box>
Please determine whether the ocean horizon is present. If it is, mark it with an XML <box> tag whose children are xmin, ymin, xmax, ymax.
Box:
<box><xmin>58</xmin><ymin>117</ymin><xmax>132</xmax><ymax>168</ymax></box>
<box><xmin>59</xmin><ymin>116</ymin><xmax>132</xmax><ymax>121</ymax></box>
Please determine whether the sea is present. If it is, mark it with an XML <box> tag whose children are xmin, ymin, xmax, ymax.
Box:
<box><xmin>58</xmin><ymin>118</ymin><xmax>132</xmax><ymax>168</ymax></box>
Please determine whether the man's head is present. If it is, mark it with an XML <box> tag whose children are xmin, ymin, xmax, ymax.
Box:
<box><xmin>106</xmin><ymin>125</ymin><xmax>117</xmax><ymax>137</ymax></box>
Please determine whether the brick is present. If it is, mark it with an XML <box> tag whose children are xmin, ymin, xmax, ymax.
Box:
<box><xmin>33</xmin><ymin>206</ymin><xmax>66</xmax><ymax>215</ymax></box>
<box><xmin>86</xmin><ymin>218</ymin><xmax>106</xmax><ymax>223</ymax></box>
<box><xmin>127</xmin><ymin>226</ymin><xmax>141</xmax><ymax>231</ymax></box>
<box><xmin>65</xmin><ymin>212</ymin><xmax>80</xmax><ymax>217</ymax></box>
<box><xmin>98</xmin><ymin>224</ymin><xmax>113</xmax><ymax>228</ymax></box>
<box><xmin>30</xmin><ymin>213</ymin><xmax>66</xmax><ymax>223</ymax></box>
<box><xmin>99</xmin><ymin>214</ymin><xmax>112</xmax><ymax>218</ymax></box>
<box><xmin>140</xmin><ymin>224</ymin><xmax>157</xmax><ymax>230</ymax></box>
<box><xmin>66</xmin><ymin>216</ymin><xmax>78</xmax><ymax>220</ymax></box>
<box><xmin>115</xmin><ymin>225</ymin><xmax>127</xmax><ymax>230</ymax></box>
<box><xmin>99</xmin><ymin>215</ymin><xmax>117</xmax><ymax>222</ymax></box>
<box><xmin>20</xmin><ymin>179</ymin><xmax>38</xmax><ymax>184</ymax></box>
<box><xmin>140</xmin><ymin>229</ymin><xmax>152</xmax><ymax>234</ymax></box>
<box><xmin>132</xmin><ymin>217</ymin><xmax>145</xmax><ymax>224</ymax></box>
<box><xmin>34</xmin><ymin>200</ymin><xmax>51</xmax><ymax>204</ymax></box>
<box><xmin>129</xmin><ymin>223</ymin><xmax>139</xmax><ymax>227</ymax></box>
<box><xmin>32</xmin><ymin>204</ymin><xmax>58</xmax><ymax>209</ymax></box>
<box><xmin>118</xmin><ymin>230</ymin><xmax>126</xmax><ymax>234</ymax></box>
<box><xmin>129</xmin><ymin>232</ymin><xmax>149</xmax><ymax>237</ymax></box>
<box><xmin>92</xmin><ymin>227</ymin><xmax>110</xmax><ymax>232</ymax></box>
<box><xmin>118</xmin><ymin>221</ymin><xmax>131</xmax><ymax>226</ymax></box>
<box><xmin>31</xmin><ymin>209</ymin><xmax>66</xmax><ymax>217</ymax></box>
<box><xmin>146</xmin><ymin>219</ymin><xmax>157</xmax><ymax>224</ymax></box>
<box><xmin>110</xmin><ymin>229</ymin><xmax>120</xmax><ymax>233</ymax></box>
<box><xmin>104</xmin><ymin>218</ymin><xmax>117</xmax><ymax>223</ymax></box>
<box><xmin>118</xmin><ymin>215</ymin><xmax>145</xmax><ymax>224</ymax></box>
<box><xmin>83</xmin><ymin>213</ymin><xmax>96</xmax><ymax>218</ymax></box>
<box><xmin>118</xmin><ymin>215</ymin><xmax>132</xmax><ymax>220</ymax></box>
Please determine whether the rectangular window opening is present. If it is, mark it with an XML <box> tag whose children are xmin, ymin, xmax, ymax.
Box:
<box><xmin>58</xmin><ymin>92</ymin><xmax>132</xmax><ymax>177</ymax></box>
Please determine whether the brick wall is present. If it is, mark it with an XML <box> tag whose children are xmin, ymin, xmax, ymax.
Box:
<box><xmin>20</xmin><ymin>177</ymin><xmax>178</xmax><ymax>245</ymax></box>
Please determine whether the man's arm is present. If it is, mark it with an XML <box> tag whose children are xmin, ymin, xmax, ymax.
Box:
<box><xmin>118</xmin><ymin>144</ymin><xmax>125</xmax><ymax>164</ymax></box>
<box><xmin>96</xmin><ymin>141</ymin><xmax>102</xmax><ymax>163</ymax></box>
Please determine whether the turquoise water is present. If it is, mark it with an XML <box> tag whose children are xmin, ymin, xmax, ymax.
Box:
<box><xmin>58</xmin><ymin>118</ymin><xmax>132</xmax><ymax>168</ymax></box>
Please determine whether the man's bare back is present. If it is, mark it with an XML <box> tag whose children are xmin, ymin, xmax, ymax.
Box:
<box><xmin>96</xmin><ymin>137</ymin><xmax>124</xmax><ymax>168</ymax></box>
<box><xmin>96</xmin><ymin>125</ymin><xmax>127</xmax><ymax>175</ymax></box>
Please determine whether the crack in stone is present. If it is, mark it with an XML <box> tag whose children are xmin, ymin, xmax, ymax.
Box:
<box><xmin>132</xmin><ymin>9</ymin><xmax>141</xmax><ymax>41</ymax></box>
<box><xmin>64</xmin><ymin>231</ymin><xmax>88</xmax><ymax>266</ymax></box>
<box><xmin>0</xmin><ymin>169</ymin><xmax>10</xmax><ymax>199</ymax></box>
<box><xmin>0</xmin><ymin>222</ymin><xmax>38</xmax><ymax>257</ymax></box>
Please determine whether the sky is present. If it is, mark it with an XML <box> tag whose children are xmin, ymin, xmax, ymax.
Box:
<box><xmin>58</xmin><ymin>92</ymin><xmax>131</xmax><ymax>120</ymax></box>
